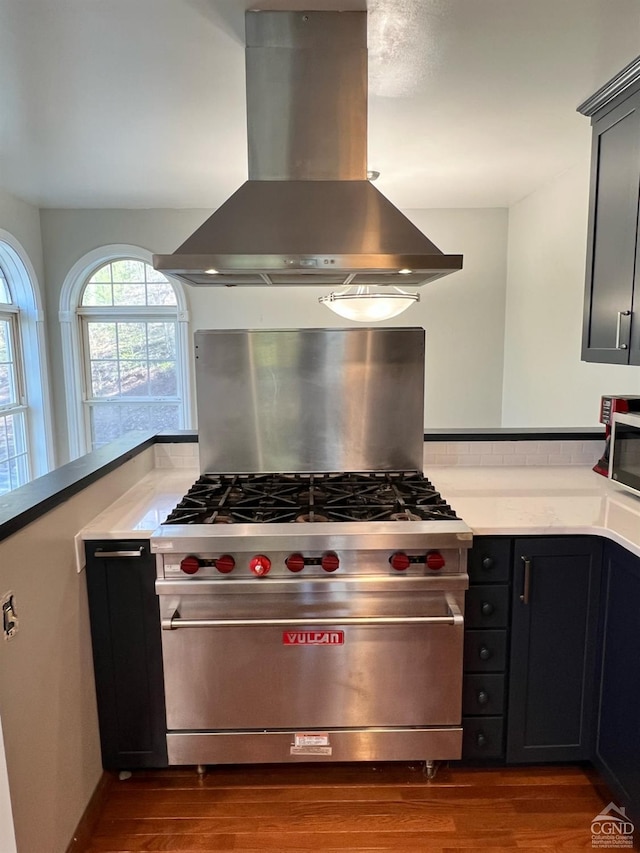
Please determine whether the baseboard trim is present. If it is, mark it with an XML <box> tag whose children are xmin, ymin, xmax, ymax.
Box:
<box><xmin>65</xmin><ymin>772</ymin><xmax>114</xmax><ymax>853</ymax></box>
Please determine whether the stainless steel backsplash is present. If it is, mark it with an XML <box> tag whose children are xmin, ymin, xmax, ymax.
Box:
<box><xmin>195</xmin><ymin>328</ymin><xmax>425</xmax><ymax>474</ymax></box>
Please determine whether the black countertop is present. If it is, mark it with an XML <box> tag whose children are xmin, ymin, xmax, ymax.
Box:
<box><xmin>0</xmin><ymin>431</ymin><xmax>197</xmax><ymax>544</ymax></box>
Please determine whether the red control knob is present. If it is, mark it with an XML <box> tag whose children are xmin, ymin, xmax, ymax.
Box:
<box><xmin>180</xmin><ymin>555</ymin><xmax>202</xmax><ymax>575</ymax></box>
<box><xmin>286</xmin><ymin>553</ymin><xmax>305</xmax><ymax>573</ymax></box>
<box><xmin>390</xmin><ymin>551</ymin><xmax>411</xmax><ymax>571</ymax></box>
<box><xmin>321</xmin><ymin>552</ymin><xmax>340</xmax><ymax>573</ymax></box>
<box><xmin>214</xmin><ymin>554</ymin><xmax>235</xmax><ymax>574</ymax></box>
<box><xmin>426</xmin><ymin>551</ymin><xmax>446</xmax><ymax>571</ymax></box>
<box><xmin>249</xmin><ymin>555</ymin><xmax>272</xmax><ymax>577</ymax></box>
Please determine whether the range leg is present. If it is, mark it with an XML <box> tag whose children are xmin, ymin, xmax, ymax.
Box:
<box><xmin>423</xmin><ymin>760</ymin><xmax>437</xmax><ymax>780</ymax></box>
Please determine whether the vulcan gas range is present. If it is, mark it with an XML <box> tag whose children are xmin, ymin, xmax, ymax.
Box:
<box><xmin>152</xmin><ymin>469</ymin><xmax>471</xmax><ymax>775</ymax></box>
<box><xmin>150</xmin><ymin>327</ymin><xmax>471</xmax><ymax>775</ymax></box>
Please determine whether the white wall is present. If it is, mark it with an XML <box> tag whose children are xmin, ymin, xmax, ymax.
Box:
<box><xmin>40</xmin><ymin>206</ymin><xmax>508</xmax><ymax>461</ymax></box>
<box><xmin>0</xmin><ymin>448</ymin><xmax>155</xmax><ymax>853</ymax></box>
<box><xmin>502</xmin><ymin>145</ymin><xmax>640</xmax><ymax>427</ymax></box>
<box><xmin>0</xmin><ymin>188</ymin><xmax>45</xmax><ymax>289</ymax></box>
<box><xmin>40</xmin><ymin>209</ymin><xmax>210</xmax><ymax>463</ymax></box>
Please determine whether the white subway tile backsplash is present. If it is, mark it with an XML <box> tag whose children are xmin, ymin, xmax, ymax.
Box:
<box><xmin>582</xmin><ymin>440</ymin><xmax>603</xmax><ymax>454</ymax></box>
<box><xmin>509</xmin><ymin>455</ymin><xmax>527</xmax><ymax>465</ymax></box>
<box><xmin>525</xmin><ymin>454</ymin><xmax>550</xmax><ymax>465</ymax></box>
<box><xmin>482</xmin><ymin>454</ymin><xmax>502</xmax><ymax>465</ymax></box>
<box><xmin>155</xmin><ymin>439</ymin><xmax>601</xmax><ymax>471</ymax></box>
<box><xmin>475</xmin><ymin>442</ymin><xmax>493</xmax><ymax>455</ymax></box>
<box><xmin>539</xmin><ymin>441</ymin><xmax>562</xmax><ymax>454</ymax></box>
<box><xmin>548</xmin><ymin>454</ymin><xmax>573</xmax><ymax>465</ymax></box>
<box><xmin>517</xmin><ymin>441</ymin><xmax>540</xmax><ymax>455</ymax></box>
<box><xmin>447</xmin><ymin>442</ymin><xmax>470</xmax><ymax>454</ymax></box>
<box><xmin>423</xmin><ymin>437</ymin><xmax>602</xmax><ymax>467</ymax></box>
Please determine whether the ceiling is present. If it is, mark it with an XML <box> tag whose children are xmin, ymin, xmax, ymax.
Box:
<box><xmin>0</xmin><ymin>0</ymin><xmax>638</xmax><ymax>211</ymax></box>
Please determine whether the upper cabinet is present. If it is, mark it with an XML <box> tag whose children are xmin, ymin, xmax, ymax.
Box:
<box><xmin>580</xmin><ymin>58</ymin><xmax>640</xmax><ymax>364</ymax></box>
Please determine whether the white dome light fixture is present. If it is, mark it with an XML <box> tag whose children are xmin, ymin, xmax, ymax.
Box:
<box><xmin>318</xmin><ymin>283</ymin><xmax>420</xmax><ymax>322</ymax></box>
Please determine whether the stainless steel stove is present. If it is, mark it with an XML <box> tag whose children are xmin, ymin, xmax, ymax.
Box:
<box><xmin>154</xmin><ymin>469</ymin><xmax>469</xmax><ymax>581</ymax></box>
<box><xmin>150</xmin><ymin>329</ymin><xmax>471</xmax><ymax>775</ymax></box>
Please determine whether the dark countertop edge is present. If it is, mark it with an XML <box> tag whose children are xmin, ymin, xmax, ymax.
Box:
<box><xmin>0</xmin><ymin>427</ymin><xmax>604</xmax><ymax>544</ymax></box>
<box><xmin>155</xmin><ymin>431</ymin><xmax>198</xmax><ymax>443</ymax></box>
<box><xmin>0</xmin><ymin>430</ymin><xmax>198</xmax><ymax>544</ymax></box>
<box><xmin>424</xmin><ymin>427</ymin><xmax>605</xmax><ymax>441</ymax></box>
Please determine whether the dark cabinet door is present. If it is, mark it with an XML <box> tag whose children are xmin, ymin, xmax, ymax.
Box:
<box><xmin>85</xmin><ymin>540</ymin><xmax>168</xmax><ymax>770</ymax></box>
<box><xmin>582</xmin><ymin>93</ymin><xmax>640</xmax><ymax>364</ymax></box>
<box><xmin>595</xmin><ymin>542</ymin><xmax>640</xmax><ymax>821</ymax></box>
<box><xmin>507</xmin><ymin>537</ymin><xmax>602</xmax><ymax>762</ymax></box>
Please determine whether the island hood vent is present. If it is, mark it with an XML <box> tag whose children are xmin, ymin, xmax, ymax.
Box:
<box><xmin>153</xmin><ymin>10</ymin><xmax>463</xmax><ymax>288</ymax></box>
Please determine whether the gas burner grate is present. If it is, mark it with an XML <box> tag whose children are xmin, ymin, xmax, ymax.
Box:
<box><xmin>163</xmin><ymin>472</ymin><xmax>459</xmax><ymax>525</ymax></box>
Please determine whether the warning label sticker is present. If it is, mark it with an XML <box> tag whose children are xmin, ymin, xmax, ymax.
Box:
<box><xmin>290</xmin><ymin>732</ymin><xmax>332</xmax><ymax>756</ymax></box>
<box><xmin>294</xmin><ymin>733</ymin><xmax>329</xmax><ymax>747</ymax></box>
<box><xmin>290</xmin><ymin>745</ymin><xmax>333</xmax><ymax>756</ymax></box>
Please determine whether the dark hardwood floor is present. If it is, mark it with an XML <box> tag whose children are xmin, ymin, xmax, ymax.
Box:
<box><xmin>82</xmin><ymin>762</ymin><xmax>637</xmax><ymax>852</ymax></box>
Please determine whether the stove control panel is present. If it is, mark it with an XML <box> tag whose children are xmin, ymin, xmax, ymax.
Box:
<box><xmin>390</xmin><ymin>550</ymin><xmax>447</xmax><ymax>571</ymax></box>
<box><xmin>285</xmin><ymin>553</ymin><xmax>305</xmax><ymax>573</ymax></box>
<box><xmin>165</xmin><ymin>548</ymin><xmax>463</xmax><ymax>579</ymax></box>
<box><xmin>249</xmin><ymin>555</ymin><xmax>272</xmax><ymax>577</ymax></box>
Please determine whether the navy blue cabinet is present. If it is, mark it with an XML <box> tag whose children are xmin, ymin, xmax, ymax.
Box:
<box><xmin>595</xmin><ymin>542</ymin><xmax>640</xmax><ymax>822</ymax></box>
<box><xmin>462</xmin><ymin>538</ymin><xmax>512</xmax><ymax>760</ymax></box>
<box><xmin>581</xmin><ymin>92</ymin><xmax>640</xmax><ymax>364</ymax></box>
<box><xmin>85</xmin><ymin>540</ymin><xmax>168</xmax><ymax>770</ymax></box>
<box><xmin>506</xmin><ymin>537</ymin><xmax>602</xmax><ymax>763</ymax></box>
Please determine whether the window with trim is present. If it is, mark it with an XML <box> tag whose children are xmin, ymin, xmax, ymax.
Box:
<box><xmin>0</xmin><ymin>264</ymin><xmax>30</xmax><ymax>494</ymax></box>
<box><xmin>79</xmin><ymin>259</ymin><xmax>185</xmax><ymax>449</ymax></box>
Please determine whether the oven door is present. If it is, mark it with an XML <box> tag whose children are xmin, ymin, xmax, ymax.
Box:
<box><xmin>159</xmin><ymin>585</ymin><xmax>464</xmax><ymax>731</ymax></box>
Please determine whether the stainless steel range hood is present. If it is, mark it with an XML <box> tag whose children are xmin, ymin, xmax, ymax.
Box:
<box><xmin>153</xmin><ymin>11</ymin><xmax>463</xmax><ymax>288</ymax></box>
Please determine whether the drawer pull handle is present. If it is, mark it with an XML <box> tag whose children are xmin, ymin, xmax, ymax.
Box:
<box><xmin>520</xmin><ymin>556</ymin><xmax>531</xmax><ymax>604</ymax></box>
<box><xmin>477</xmin><ymin>690</ymin><xmax>489</xmax><ymax>705</ymax></box>
<box><xmin>94</xmin><ymin>547</ymin><xmax>145</xmax><ymax>559</ymax></box>
<box><xmin>616</xmin><ymin>310</ymin><xmax>631</xmax><ymax>350</ymax></box>
<box><xmin>478</xmin><ymin>645</ymin><xmax>492</xmax><ymax>661</ymax></box>
<box><xmin>481</xmin><ymin>601</ymin><xmax>494</xmax><ymax>617</ymax></box>
<box><xmin>481</xmin><ymin>557</ymin><xmax>494</xmax><ymax>570</ymax></box>
<box><xmin>476</xmin><ymin>732</ymin><xmax>487</xmax><ymax>747</ymax></box>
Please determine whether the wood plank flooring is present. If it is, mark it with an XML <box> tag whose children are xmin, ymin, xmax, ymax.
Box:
<box><xmin>83</xmin><ymin>762</ymin><xmax>638</xmax><ymax>852</ymax></box>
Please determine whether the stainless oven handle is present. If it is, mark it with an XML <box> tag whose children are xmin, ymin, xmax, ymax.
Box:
<box><xmin>162</xmin><ymin>600</ymin><xmax>463</xmax><ymax>630</ymax></box>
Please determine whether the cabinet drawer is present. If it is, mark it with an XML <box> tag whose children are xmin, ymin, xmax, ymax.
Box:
<box><xmin>465</xmin><ymin>586</ymin><xmax>509</xmax><ymax>628</ymax></box>
<box><xmin>463</xmin><ymin>674</ymin><xmax>505</xmax><ymax>716</ymax></box>
<box><xmin>464</xmin><ymin>630</ymin><xmax>507</xmax><ymax>672</ymax></box>
<box><xmin>462</xmin><ymin>716</ymin><xmax>504</xmax><ymax>759</ymax></box>
<box><xmin>468</xmin><ymin>539</ymin><xmax>511</xmax><ymax>584</ymax></box>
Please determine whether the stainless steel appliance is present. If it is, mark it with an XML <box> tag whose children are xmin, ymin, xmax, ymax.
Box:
<box><xmin>609</xmin><ymin>411</ymin><xmax>640</xmax><ymax>496</ymax></box>
<box><xmin>593</xmin><ymin>395</ymin><xmax>640</xmax><ymax>476</ymax></box>
<box><xmin>151</xmin><ymin>328</ymin><xmax>471</xmax><ymax>775</ymax></box>
<box><xmin>152</xmin><ymin>11</ymin><xmax>463</xmax><ymax>289</ymax></box>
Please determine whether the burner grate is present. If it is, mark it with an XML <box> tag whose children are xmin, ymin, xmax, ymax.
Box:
<box><xmin>163</xmin><ymin>472</ymin><xmax>458</xmax><ymax>525</ymax></box>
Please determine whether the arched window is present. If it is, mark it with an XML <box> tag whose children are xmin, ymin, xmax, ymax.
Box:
<box><xmin>76</xmin><ymin>257</ymin><xmax>190</xmax><ymax>450</ymax></box>
<box><xmin>0</xmin><ymin>264</ymin><xmax>28</xmax><ymax>493</ymax></box>
<box><xmin>0</xmin><ymin>234</ymin><xmax>53</xmax><ymax>494</ymax></box>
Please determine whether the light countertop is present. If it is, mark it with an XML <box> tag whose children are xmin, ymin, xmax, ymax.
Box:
<box><xmin>428</xmin><ymin>465</ymin><xmax>640</xmax><ymax>557</ymax></box>
<box><xmin>75</xmin><ymin>464</ymin><xmax>640</xmax><ymax>568</ymax></box>
<box><xmin>74</xmin><ymin>468</ymin><xmax>198</xmax><ymax>570</ymax></box>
